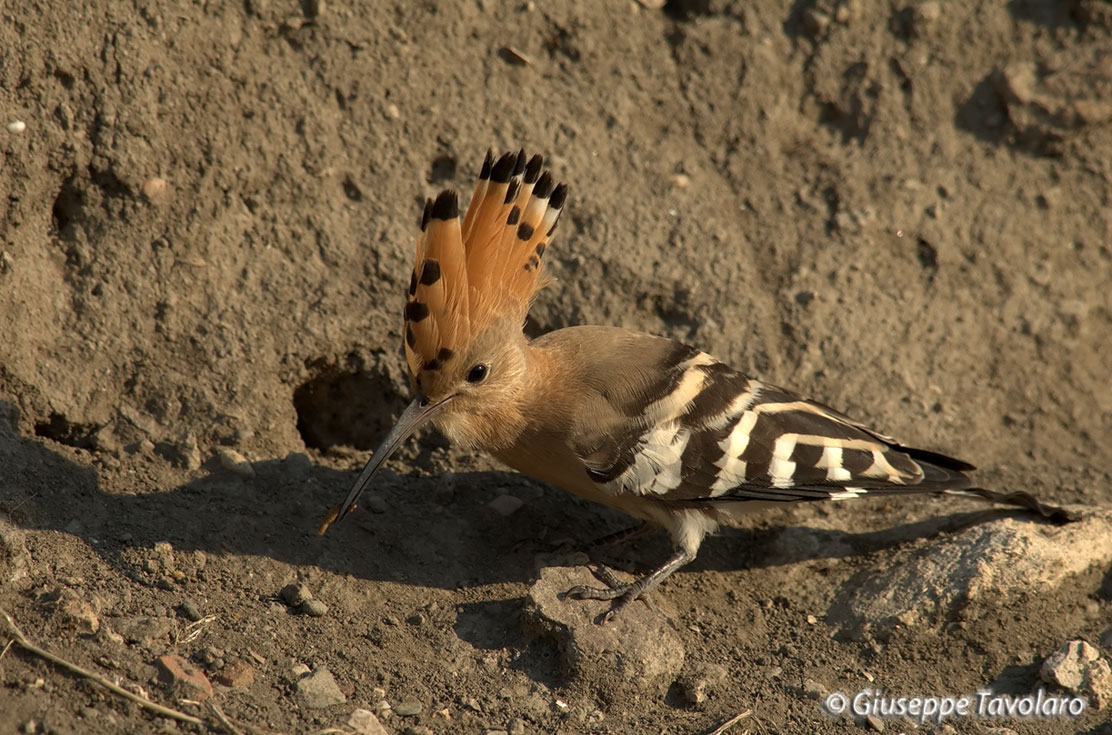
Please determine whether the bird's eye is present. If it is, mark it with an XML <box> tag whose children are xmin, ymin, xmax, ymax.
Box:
<box><xmin>466</xmin><ymin>364</ymin><xmax>488</xmax><ymax>383</ymax></box>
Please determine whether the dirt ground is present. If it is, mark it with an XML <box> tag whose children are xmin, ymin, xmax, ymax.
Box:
<box><xmin>2</xmin><ymin>1</ymin><xmax>1111</xmax><ymax>733</ymax></box>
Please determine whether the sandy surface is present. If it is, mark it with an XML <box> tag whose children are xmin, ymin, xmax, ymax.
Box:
<box><xmin>2</xmin><ymin>1</ymin><xmax>1111</xmax><ymax>733</ymax></box>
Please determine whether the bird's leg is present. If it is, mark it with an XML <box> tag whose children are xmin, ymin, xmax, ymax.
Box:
<box><xmin>584</xmin><ymin>520</ymin><xmax>654</xmax><ymax>551</ymax></box>
<box><xmin>566</xmin><ymin>548</ymin><xmax>694</xmax><ymax>624</ymax></box>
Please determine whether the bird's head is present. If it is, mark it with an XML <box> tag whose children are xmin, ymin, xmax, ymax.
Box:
<box><xmin>320</xmin><ymin>149</ymin><xmax>567</xmax><ymax>532</ymax></box>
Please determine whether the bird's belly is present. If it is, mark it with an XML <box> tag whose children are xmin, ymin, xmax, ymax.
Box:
<box><xmin>493</xmin><ymin>442</ymin><xmax>656</xmax><ymax>519</ymax></box>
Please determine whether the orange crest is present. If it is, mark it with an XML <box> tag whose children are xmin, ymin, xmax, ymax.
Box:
<box><xmin>403</xmin><ymin>150</ymin><xmax>568</xmax><ymax>379</ymax></box>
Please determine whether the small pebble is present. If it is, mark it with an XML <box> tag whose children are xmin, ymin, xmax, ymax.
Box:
<box><xmin>366</xmin><ymin>495</ymin><xmax>388</xmax><ymax>513</ymax></box>
<box><xmin>865</xmin><ymin>713</ymin><xmax>884</xmax><ymax>731</ymax></box>
<box><xmin>802</xmin><ymin>8</ymin><xmax>830</xmax><ymax>37</ymax></box>
<box><xmin>214</xmin><ymin>661</ymin><xmax>255</xmax><ymax>689</ymax></box>
<box><xmin>394</xmin><ymin>700</ymin><xmax>422</xmax><ymax>717</ymax></box>
<box><xmin>508</xmin><ymin>718</ymin><xmax>526</xmax><ymax>735</ymax></box>
<box><xmin>7</xmin><ymin>120</ymin><xmax>26</xmax><ymax>134</ymax></box>
<box><xmin>180</xmin><ymin>599</ymin><xmax>203</xmax><ymax>621</ymax></box>
<box><xmin>403</xmin><ymin>727</ymin><xmax>432</xmax><ymax>735</ymax></box>
<box><xmin>300</xmin><ymin>599</ymin><xmax>328</xmax><ymax>617</ymax></box>
<box><xmin>803</xmin><ymin>679</ymin><xmax>827</xmax><ymax>700</ymax></box>
<box><xmin>214</xmin><ymin>447</ymin><xmax>254</xmax><ymax>478</ymax></box>
<box><xmin>348</xmin><ymin>709</ymin><xmax>390</xmax><ymax>735</ymax></box>
<box><xmin>384</xmin><ymin>103</ymin><xmax>401</xmax><ymax>119</ymax></box>
<box><xmin>488</xmin><ymin>494</ymin><xmax>524</xmax><ymax>516</ymax></box>
<box><xmin>142</xmin><ymin>177</ymin><xmax>167</xmax><ymax>199</ymax></box>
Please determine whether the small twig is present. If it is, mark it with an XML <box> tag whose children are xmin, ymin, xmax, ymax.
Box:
<box><xmin>706</xmin><ymin>709</ymin><xmax>752</xmax><ymax>735</ymax></box>
<box><xmin>175</xmin><ymin>614</ymin><xmax>218</xmax><ymax>647</ymax></box>
<box><xmin>208</xmin><ymin>702</ymin><xmax>245</xmax><ymax>735</ymax></box>
<box><xmin>0</xmin><ymin>608</ymin><xmax>204</xmax><ymax>727</ymax></box>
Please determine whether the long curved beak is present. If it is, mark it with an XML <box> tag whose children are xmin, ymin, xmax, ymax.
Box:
<box><xmin>318</xmin><ymin>394</ymin><xmax>451</xmax><ymax>534</ymax></box>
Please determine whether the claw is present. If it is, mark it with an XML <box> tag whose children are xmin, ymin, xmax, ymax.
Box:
<box><xmin>563</xmin><ymin>564</ymin><xmax>641</xmax><ymax>623</ymax></box>
<box><xmin>561</xmin><ymin>549</ymin><xmax>695</xmax><ymax>624</ymax></box>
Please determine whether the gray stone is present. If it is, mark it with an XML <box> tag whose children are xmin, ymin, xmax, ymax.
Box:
<box><xmin>394</xmin><ymin>700</ymin><xmax>422</xmax><ymax>716</ymax></box>
<box><xmin>677</xmin><ymin>662</ymin><xmax>727</xmax><ymax>705</ymax></box>
<box><xmin>1040</xmin><ymin>640</ymin><xmax>1112</xmax><ymax>709</ymax></box>
<box><xmin>174</xmin><ymin>433</ymin><xmax>202</xmax><ymax>470</ymax></box>
<box><xmin>828</xmin><ymin>510</ymin><xmax>1112</xmax><ymax>634</ymax></box>
<box><xmin>521</xmin><ymin>565</ymin><xmax>685</xmax><ymax>699</ymax></box>
<box><xmin>300</xmin><ymin>599</ymin><xmax>328</xmax><ymax>617</ymax></box>
<box><xmin>113</xmin><ymin>616</ymin><xmax>173</xmax><ymax>647</ymax></box>
<box><xmin>280</xmin><ymin>582</ymin><xmax>312</xmax><ymax>607</ymax></box>
<box><xmin>42</xmin><ymin>587</ymin><xmax>99</xmax><ymax>634</ymax></box>
<box><xmin>347</xmin><ymin>708</ymin><xmax>389</xmax><ymax>735</ymax></box>
<box><xmin>213</xmin><ymin>447</ymin><xmax>255</xmax><ymax>478</ymax></box>
<box><xmin>295</xmin><ymin>667</ymin><xmax>347</xmax><ymax>709</ymax></box>
<box><xmin>180</xmin><ymin>599</ymin><xmax>203</xmax><ymax>622</ymax></box>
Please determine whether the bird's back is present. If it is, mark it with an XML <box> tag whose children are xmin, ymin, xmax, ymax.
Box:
<box><xmin>505</xmin><ymin>325</ymin><xmax>973</xmax><ymax>518</ymax></box>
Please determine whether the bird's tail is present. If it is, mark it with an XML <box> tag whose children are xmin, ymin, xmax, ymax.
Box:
<box><xmin>874</xmin><ymin>446</ymin><xmax>1077</xmax><ymax>523</ymax></box>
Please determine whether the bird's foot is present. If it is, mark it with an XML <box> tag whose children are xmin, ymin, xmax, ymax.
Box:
<box><xmin>564</xmin><ymin>564</ymin><xmax>652</xmax><ymax>624</ymax></box>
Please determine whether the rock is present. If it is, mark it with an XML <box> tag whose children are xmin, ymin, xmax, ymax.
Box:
<box><xmin>42</xmin><ymin>587</ymin><xmax>99</xmax><ymax>634</ymax></box>
<box><xmin>301</xmin><ymin>599</ymin><xmax>328</xmax><ymax>617</ymax></box>
<box><xmin>677</xmin><ymin>663</ymin><xmax>727</xmax><ymax>705</ymax></box>
<box><xmin>172</xmin><ymin>433</ymin><xmax>202</xmax><ymax>470</ymax></box>
<box><xmin>347</xmin><ymin>708</ymin><xmax>389</xmax><ymax>735</ymax></box>
<box><xmin>91</xmin><ymin>425</ymin><xmax>119</xmax><ymax>454</ymax></box>
<box><xmin>180</xmin><ymin>599</ymin><xmax>203</xmax><ymax>622</ymax></box>
<box><xmin>487</xmin><ymin>494</ymin><xmax>524</xmax><ymax>516</ymax></box>
<box><xmin>802</xmin><ymin>8</ymin><xmax>830</xmax><ymax>38</ymax></box>
<box><xmin>284</xmin><ymin>660</ymin><xmax>312</xmax><ymax>682</ymax></box>
<box><xmin>0</xmin><ymin>519</ymin><xmax>31</xmax><ymax>584</ymax></box>
<box><xmin>1040</xmin><ymin>640</ymin><xmax>1112</xmax><ymax>709</ymax></box>
<box><xmin>295</xmin><ymin>667</ymin><xmax>347</xmax><ymax>709</ymax></box>
<box><xmin>280</xmin><ymin>582</ymin><xmax>312</xmax><ymax>607</ymax></box>
<box><xmin>828</xmin><ymin>510</ymin><xmax>1112</xmax><ymax>635</ymax></box>
<box><xmin>213</xmin><ymin>447</ymin><xmax>254</xmax><ymax>478</ymax></box>
<box><xmin>157</xmin><ymin>654</ymin><xmax>214</xmax><ymax>701</ymax></box>
<box><xmin>112</xmin><ymin>616</ymin><xmax>173</xmax><ymax>647</ymax></box>
<box><xmin>153</xmin><ymin>541</ymin><xmax>175</xmax><ymax>572</ymax></box>
<box><xmin>141</xmin><ymin>177</ymin><xmax>167</xmax><ymax>199</ymax></box>
<box><xmin>994</xmin><ymin>48</ymin><xmax>1112</xmax><ymax>154</ymax></box>
<box><xmin>507</xmin><ymin>717</ymin><xmax>526</xmax><ymax>735</ymax></box>
<box><xmin>214</xmin><ymin>661</ymin><xmax>255</xmax><ymax>689</ymax></box>
<box><xmin>394</xmin><ymin>700</ymin><xmax>422</xmax><ymax>716</ymax></box>
<box><xmin>803</xmin><ymin>679</ymin><xmax>828</xmax><ymax>700</ymax></box>
<box><xmin>521</xmin><ymin>565</ymin><xmax>685</xmax><ymax>699</ymax></box>
<box><xmin>1100</xmin><ymin>624</ymin><xmax>1112</xmax><ymax>655</ymax></box>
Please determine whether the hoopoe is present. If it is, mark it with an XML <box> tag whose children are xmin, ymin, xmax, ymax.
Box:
<box><xmin>321</xmin><ymin>149</ymin><xmax>1072</xmax><ymax>623</ymax></box>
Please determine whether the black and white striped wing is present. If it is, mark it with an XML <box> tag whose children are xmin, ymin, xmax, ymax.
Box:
<box><xmin>578</xmin><ymin>348</ymin><xmax>974</xmax><ymax>505</ymax></box>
